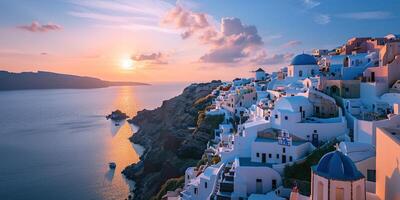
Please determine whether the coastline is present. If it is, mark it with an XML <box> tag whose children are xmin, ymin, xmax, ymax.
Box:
<box><xmin>122</xmin><ymin>81</ymin><xmax>223</xmax><ymax>200</ymax></box>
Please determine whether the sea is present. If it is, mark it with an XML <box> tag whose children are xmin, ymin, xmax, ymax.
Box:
<box><xmin>0</xmin><ymin>83</ymin><xmax>188</xmax><ymax>200</ymax></box>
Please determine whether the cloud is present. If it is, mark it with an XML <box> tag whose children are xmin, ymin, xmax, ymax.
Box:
<box><xmin>314</xmin><ymin>14</ymin><xmax>331</xmax><ymax>25</ymax></box>
<box><xmin>68</xmin><ymin>0</ymin><xmax>173</xmax><ymax>33</ymax></box>
<box><xmin>251</xmin><ymin>51</ymin><xmax>293</xmax><ymax>65</ymax></box>
<box><xmin>163</xmin><ymin>6</ymin><xmax>264</xmax><ymax>63</ymax></box>
<box><xmin>163</xmin><ymin>5</ymin><xmax>209</xmax><ymax>39</ymax></box>
<box><xmin>282</xmin><ymin>40</ymin><xmax>302</xmax><ymax>48</ymax></box>
<box><xmin>336</xmin><ymin>11</ymin><xmax>393</xmax><ymax>20</ymax></box>
<box><xmin>199</xmin><ymin>18</ymin><xmax>263</xmax><ymax>63</ymax></box>
<box><xmin>302</xmin><ymin>0</ymin><xmax>320</xmax><ymax>9</ymax></box>
<box><xmin>131</xmin><ymin>52</ymin><xmax>168</xmax><ymax>64</ymax></box>
<box><xmin>17</xmin><ymin>21</ymin><xmax>62</xmax><ymax>32</ymax></box>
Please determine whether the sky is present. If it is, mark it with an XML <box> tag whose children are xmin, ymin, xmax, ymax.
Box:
<box><xmin>0</xmin><ymin>0</ymin><xmax>399</xmax><ymax>83</ymax></box>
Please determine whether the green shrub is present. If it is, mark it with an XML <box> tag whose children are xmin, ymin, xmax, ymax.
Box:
<box><xmin>283</xmin><ymin>140</ymin><xmax>337</xmax><ymax>195</ymax></box>
<box><xmin>153</xmin><ymin>176</ymin><xmax>185</xmax><ymax>200</ymax></box>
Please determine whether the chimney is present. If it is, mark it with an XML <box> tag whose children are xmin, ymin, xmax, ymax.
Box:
<box><xmin>394</xmin><ymin>103</ymin><xmax>399</xmax><ymax>115</ymax></box>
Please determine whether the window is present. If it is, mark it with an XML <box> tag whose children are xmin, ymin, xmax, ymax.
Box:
<box><xmin>316</xmin><ymin>106</ymin><xmax>320</xmax><ymax>114</ymax></box>
<box><xmin>311</xmin><ymin>69</ymin><xmax>315</xmax><ymax>76</ymax></box>
<box><xmin>276</xmin><ymin>154</ymin><xmax>279</xmax><ymax>159</ymax></box>
<box><xmin>289</xmin><ymin>156</ymin><xmax>293</xmax><ymax>162</ymax></box>
<box><xmin>256</xmin><ymin>179</ymin><xmax>262</xmax><ymax>182</ymax></box>
<box><xmin>356</xmin><ymin>185</ymin><xmax>362</xmax><ymax>200</ymax></box>
<box><xmin>299</xmin><ymin>70</ymin><xmax>303</xmax><ymax>77</ymax></box>
<box><xmin>367</xmin><ymin>169</ymin><xmax>376</xmax><ymax>182</ymax></box>
<box><xmin>204</xmin><ymin>182</ymin><xmax>207</xmax><ymax>188</ymax></box>
<box><xmin>285</xmin><ymin>116</ymin><xmax>288</xmax><ymax>120</ymax></box>
<box><xmin>336</xmin><ymin>188</ymin><xmax>344</xmax><ymax>200</ymax></box>
<box><xmin>283</xmin><ymin>148</ymin><xmax>286</xmax><ymax>153</ymax></box>
<box><xmin>256</xmin><ymin>153</ymin><xmax>260</xmax><ymax>157</ymax></box>
<box><xmin>269</xmin><ymin>153</ymin><xmax>272</xmax><ymax>158</ymax></box>
<box><xmin>317</xmin><ymin>181</ymin><xmax>323</xmax><ymax>200</ymax></box>
<box><xmin>345</xmin><ymin>87</ymin><xmax>349</xmax><ymax>92</ymax></box>
<box><xmin>314</xmin><ymin>130</ymin><xmax>317</xmax><ymax>133</ymax></box>
<box><xmin>194</xmin><ymin>188</ymin><xmax>198</xmax><ymax>194</ymax></box>
<box><xmin>275</xmin><ymin>114</ymin><xmax>278</xmax><ymax>119</ymax></box>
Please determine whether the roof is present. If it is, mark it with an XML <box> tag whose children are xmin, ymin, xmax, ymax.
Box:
<box><xmin>339</xmin><ymin>142</ymin><xmax>375</xmax><ymax>163</ymax></box>
<box><xmin>312</xmin><ymin>151</ymin><xmax>364</xmax><ymax>181</ymax></box>
<box><xmin>379</xmin><ymin>127</ymin><xmax>400</xmax><ymax>144</ymax></box>
<box><xmin>249</xmin><ymin>192</ymin><xmax>286</xmax><ymax>200</ymax></box>
<box><xmin>255</xmin><ymin>129</ymin><xmax>309</xmax><ymax>146</ymax></box>
<box><xmin>255</xmin><ymin>68</ymin><xmax>265</xmax><ymax>72</ymax></box>
<box><xmin>238</xmin><ymin>157</ymin><xmax>273</xmax><ymax>167</ymax></box>
<box><xmin>290</xmin><ymin>53</ymin><xmax>317</xmax><ymax>65</ymax></box>
<box><xmin>274</xmin><ymin>95</ymin><xmax>311</xmax><ymax>112</ymax></box>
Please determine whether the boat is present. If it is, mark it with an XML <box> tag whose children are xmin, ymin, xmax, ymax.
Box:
<box><xmin>109</xmin><ymin>162</ymin><xmax>116</xmax><ymax>169</ymax></box>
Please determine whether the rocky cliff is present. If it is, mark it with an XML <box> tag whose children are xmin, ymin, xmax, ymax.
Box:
<box><xmin>123</xmin><ymin>81</ymin><xmax>223</xmax><ymax>200</ymax></box>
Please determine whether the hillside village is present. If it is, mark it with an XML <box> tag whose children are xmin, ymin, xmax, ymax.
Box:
<box><xmin>163</xmin><ymin>34</ymin><xmax>400</xmax><ymax>200</ymax></box>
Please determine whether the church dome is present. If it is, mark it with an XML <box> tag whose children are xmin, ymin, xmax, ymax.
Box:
<box><xmin>290</xmin><ymin>54</ymin><xmax>317</xmax><ymax>65</ymax></box>
<box><xmin>312</xmin><ymin>151</ymin><xmax>364</xmax><ymax>181</ymax></box>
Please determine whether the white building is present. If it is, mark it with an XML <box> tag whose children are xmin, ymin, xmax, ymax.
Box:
<box><xmin>287</xmin><ymin>54</ymin><xmax>319</xmax><ymax>79</ymax></box>
<box><xmin>255</xmin><ymin>68</ymin><xmax>267</xmax><ymax>81</ymax></box>
<box><xmin>269</xmin><ymin>90</ymin><xmax>348</xmax><ymax>144</ymax></box>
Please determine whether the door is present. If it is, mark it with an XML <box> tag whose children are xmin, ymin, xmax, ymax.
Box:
<box><xmin>371</xmin><ymin>72</ymin><xmax>375</xmax><ymax>82</ymax></box>
<box><xmin>282</xmin><ymin>155</ymin><xmax>286</xmax><ymax>163</ymax></box>
<box><xmin>312</xmin><ymin>134</ymin><xmax>319</xmax><ymax>146</ymax></box>
<box><xmin>272</xmin><ymin>179</ymin><xmax>277</xmax><ymax>190</ymax></box>
<box><xmin>261</xmin><ymin>153</ymin><xmax>266</xmax><ymax>163</ymax></box>
<box><xmin>256</xmin><ymin>179</ymin><xmax>262</xmax><ymax>194</ymax></box>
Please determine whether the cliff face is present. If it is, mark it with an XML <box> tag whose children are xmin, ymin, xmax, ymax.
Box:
<box><xmin>123</xmin><ymin>81</ymin><xmax>223</xmax><ymax>200</ymax></box>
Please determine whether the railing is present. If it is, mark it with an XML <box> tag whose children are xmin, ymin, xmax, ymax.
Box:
<box><xmin>209</xmin><ymin>163</ymin><xmax>225</xmax><ymax>200</ymax></box>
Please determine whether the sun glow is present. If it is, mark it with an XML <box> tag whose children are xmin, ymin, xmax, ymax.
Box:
<box><xmin>120</xmin><ymin>58</ymin><xmax>134</xmax><ymax>70</ymax></box>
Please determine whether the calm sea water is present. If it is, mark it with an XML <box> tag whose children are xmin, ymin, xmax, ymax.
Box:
<box><xmin>0</xmin><ymin>83</ymin><xmax>188</xmax><ymax>200</ymax></box>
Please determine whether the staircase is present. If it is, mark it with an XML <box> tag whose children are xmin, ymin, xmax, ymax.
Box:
<box><xmin>216</xmin><ymin>165</ymin><xmax>235</xmax><ymax>200</ymax></box>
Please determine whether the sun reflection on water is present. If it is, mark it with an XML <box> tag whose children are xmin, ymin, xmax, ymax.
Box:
<box><xmin>100</xmin><ymin>86</ymin><xmax>143</xmax><ymax>199</ymax></box>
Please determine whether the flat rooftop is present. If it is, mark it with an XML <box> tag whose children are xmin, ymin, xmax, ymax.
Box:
<box><xmin>380</xmin><ymin>127</ymin><xmax>400</xmax><ymax>143</ymax></box>
<box><xmin>238</xmin><ymin>157</ymin><xmax>273</xmax><ymax>167</ymax></box>
<box><xmin>256</xmin><ymin>128</ymin><xmax>308</xmax><ymax>146</ymax></box>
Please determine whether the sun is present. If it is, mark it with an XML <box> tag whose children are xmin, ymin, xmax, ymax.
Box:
<box><xmin>121</xmin><ymin>58</ymin><xmax>134</xmax><ymax>70</ymax></box>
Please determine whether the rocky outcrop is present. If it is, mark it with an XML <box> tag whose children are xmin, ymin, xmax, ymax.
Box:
<box><xmin>106</xmin><ymin>109</ymin><xmax>129</xmax><ymax>121</ymax></box>
<box><xmin>123</xmin><ymin>81</ymin><xmax>223</xmax><ymax>200</ymax></box>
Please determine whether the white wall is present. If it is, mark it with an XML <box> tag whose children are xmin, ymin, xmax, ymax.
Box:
<box><xmin>272</xmin><ymin>116</ymin><xmax>348</xmax><ymax>142</ymax></box>
<box><xmin>233</xmin><ymin>166</ymin><xmax>282</xmax><ymax>199</ymax></box>
<box><xmin>354</xmin><ymin>114</ymin><xmax>400</xmax><ymax>146</ymax></box>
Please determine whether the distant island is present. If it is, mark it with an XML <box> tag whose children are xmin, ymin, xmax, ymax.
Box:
<box><xmin>0</xmin><ymin>71</ymin><xmax>149</xmax><ymax>90</ymax></box>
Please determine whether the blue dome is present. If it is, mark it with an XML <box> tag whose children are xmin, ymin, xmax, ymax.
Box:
<box><xmin>312</xmin><ymin>151</ymin><xmax>364</xmax><ymax>181</ymax></box>
<box><xmin>290</xmin><ymin>54</ymin><xmax>317</xmax><ymax>65</ymax></box>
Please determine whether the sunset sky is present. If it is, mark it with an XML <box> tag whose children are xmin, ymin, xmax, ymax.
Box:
<box><xmin>1</xmin><ymin>0</ymin><xmax>399</xmax><ymax>83</ymax></box>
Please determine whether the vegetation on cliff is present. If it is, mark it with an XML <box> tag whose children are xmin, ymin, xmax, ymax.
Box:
<box><xmin>122</xmin><ymin>81</ymin><xmax>223</xmax><ymax>200</ymax></box>
<box><xmin>283</xmin><ymin>140</ymin><xmax>337</xmax><ymax>195</ymax></box>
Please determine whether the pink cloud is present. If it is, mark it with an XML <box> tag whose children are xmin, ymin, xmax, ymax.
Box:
<box><xmin>282</xmin><ymin>40</ymin><xmax>302</xmax><ymax>48</ymax></box>
<box><xmin>163</xmin><ymin>6</ymin><xmax>209</xmax><ymax>39</ymax></box>
<box><xmin>163</xmin><ymin>6</ymin><xmax>264</xmax><ymax>63</ymax></box>
<box><xmin>17</xmin><ymin>21</ymin><xmax>62</xmax><ymax>32</ymax></box>
<box><xmin>131</xmin><ymin>52</ymin><xmax>168</xmax><ymax>64</ymax></box>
